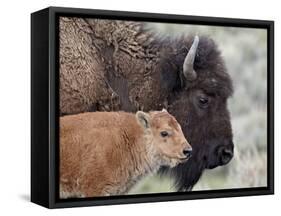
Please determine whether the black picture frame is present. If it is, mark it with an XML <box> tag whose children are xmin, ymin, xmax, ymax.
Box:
<box><xmin>31</xmin><ymin>6</ymin><xmax>274</xmax><ymax>209</ymax></box>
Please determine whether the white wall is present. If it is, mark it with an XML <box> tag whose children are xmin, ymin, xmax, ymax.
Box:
<box><xmin>0</xmin><ymin>0</ymin><xmax>279</xmax><ymax>215</ymax></box>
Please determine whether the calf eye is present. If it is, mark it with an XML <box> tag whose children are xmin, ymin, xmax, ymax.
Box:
<box><xmin>160</xmin><ymin>131</ymin><xmax>169</xmax><ymax>137</ymax></box>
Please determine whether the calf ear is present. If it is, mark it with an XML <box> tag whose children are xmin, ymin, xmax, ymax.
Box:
<box><xmin>136</xmin><ymin>111</ymin><xmax>151</xmax><ymax>129</ymax></box>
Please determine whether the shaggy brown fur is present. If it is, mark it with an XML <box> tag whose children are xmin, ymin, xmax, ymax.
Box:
<box><xmin>59</xmin><ymin>17</ymin><xmax>234</xmax><ymax>191</ymax></box>
<box><xmin>60</xmin><ymin>110</ymin><xmax>191</xmax><ymax>198</ymax></box>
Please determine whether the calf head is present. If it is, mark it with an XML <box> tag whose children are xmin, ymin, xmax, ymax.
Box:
<box><xmin>136</xmin><ymin>109</ymin><xmax>192</xmax><ymax>167</ymax></box>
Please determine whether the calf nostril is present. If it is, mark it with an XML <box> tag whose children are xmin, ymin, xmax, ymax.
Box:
<box><xmin>183</xmin><ymin>148</ymin><xmax>192</xmax><ymax>157</ymax></box>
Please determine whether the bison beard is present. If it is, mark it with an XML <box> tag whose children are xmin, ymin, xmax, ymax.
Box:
<box><xmin>59</xmin><ymin>17</ymin><xmax>234</xmax><ymax>191</ymax></box>
<box><xmin>167</xmin><ymin>154</ymin><xmax>206</xmax><ymax>191</ymax></box>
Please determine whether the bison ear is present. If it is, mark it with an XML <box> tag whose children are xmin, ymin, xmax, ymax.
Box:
<box><xmin>136</xmin><ymin>111</ymin><xmax>151</xmax><ymax>129</ymax></box>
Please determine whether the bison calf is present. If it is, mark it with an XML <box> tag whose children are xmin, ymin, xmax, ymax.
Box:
<box><xmin>60</xmin><ymin>110</ymin><xmax>192</xmax><ymax>198</ymax></box>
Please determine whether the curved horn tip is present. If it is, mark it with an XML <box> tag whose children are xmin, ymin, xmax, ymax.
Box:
<box><xmin>194</xmin><ymin>35</ymin><xmax>199</xmax><ymax>43</ymax></box>
<box><xmin>182</xmin><ymin>35</ymin><xmax>199</xmax><ymax>82</ymax></box>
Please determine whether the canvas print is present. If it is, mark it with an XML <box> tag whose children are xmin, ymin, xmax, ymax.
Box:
<box><xmin>58</xmin><ymin>17</ymin><xmax>267</xmax><ymax>199</ymax></box>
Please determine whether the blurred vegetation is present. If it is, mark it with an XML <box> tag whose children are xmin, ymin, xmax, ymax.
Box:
<box><xmin>129</xmin><ymin>23</ymin><xmax>267</xmax><ymax>194</ymax></box>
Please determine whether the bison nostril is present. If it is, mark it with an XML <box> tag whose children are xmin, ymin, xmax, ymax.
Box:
<box><xmin>183</xmin><ymin>148</ymin><xmax>192</xmax><ymax>157</ymax></box>
<box><xmin>220</xmin><ymin>148</ymin><xmax>233</xmax><ymax>164</ymax></box>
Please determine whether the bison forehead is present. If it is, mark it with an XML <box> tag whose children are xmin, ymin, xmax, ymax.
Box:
<box><xmin>197</xmin><ymin>72</ymin><xmax>233</xmax><ymax>98</ymax></box>
<box><xmin>159</xmin><ymin>35</ymin><xmax>233</xmax><ymax>98</ymax></box>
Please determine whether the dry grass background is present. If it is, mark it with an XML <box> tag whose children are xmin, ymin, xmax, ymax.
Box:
<box><xmin>129</xmin><ymin>23</ymin><xmax>267</xmax><ymax>194</ymax></box>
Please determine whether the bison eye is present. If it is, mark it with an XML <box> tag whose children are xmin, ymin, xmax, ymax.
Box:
<box><xmin>160</xmin><ymin>131</ymin><xmax>169</xmax><ymax>137</ymax></box>
<box><xmin>199</xmin><ymin>97</ymin><xmax>209</xmax><ymax>108</ymax></box>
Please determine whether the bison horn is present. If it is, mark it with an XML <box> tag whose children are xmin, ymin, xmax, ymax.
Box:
<box><xmin>183</xmin><ymin>36</ymin><xmax>199</xmax><ymax>81</ymax></box>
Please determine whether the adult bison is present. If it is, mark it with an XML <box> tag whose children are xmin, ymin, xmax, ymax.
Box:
<box><xmin>59</xmin><ymin>17</ymin><xmax>234</xmax><ymax>191</ymax></box>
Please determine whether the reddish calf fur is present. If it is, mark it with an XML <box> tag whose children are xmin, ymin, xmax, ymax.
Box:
<box><xmin>60</xmin><ymin>110</ymin><xmax>191</xmax><ymax>198</ymax></box>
